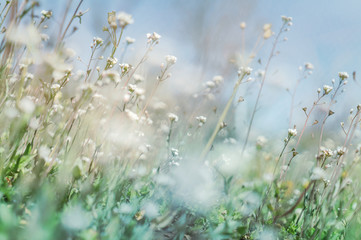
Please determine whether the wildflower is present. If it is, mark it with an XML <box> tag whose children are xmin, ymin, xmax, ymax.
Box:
<box><xmin>107</xmin><ymin>57</ymin><xmax>118</xmax><ymax>67</ymax></box>
<box><xmin>38</xmin><ymin>145</ymin><xmax>51</xmax><ymax>162</ymax></box>
<box><xmin>213</xmin><ymin>75</ymin><xmax>223</xmax><ymax>85</ymax></box>
<box><xmin>239</xmin><ymin>66</ymin><xmax>252</xmax><ymax>76</ymax></box>
<box><xmin>281</xmin><ymin>16</ymin><xmax>293</xmax><ymax>23</ymax></box>
<box><xmin>310</xmin><ymin>167</ymin><xmax>326</xmax><ymax>180</ymax></box>
<box><xmin>41</xmin><ymin>10</ymin><xmax>52</xmax><ymax>19</ymax></box>
<box><xmin>147</xmin><ymin>32</ymin><xmax>161</xmax><ymax>43</ymax></box>
<box><xmin>119</xmin><ymin>63</ymin><xmax>131</xmax><ymax>73</ymax></box>
<box><xmin>205</xmin><ymin>81</ymin><xmax>215</xmax><ymax>88</ymax></box>
<box><xmin>102</xmin><ymin>70</ymin><xmax>121</xmax><ymax>83</ymax></box>
<box><xmin>116</xmin><ymin>12</ymin><xmax>134</xmax><ymax>28</ymax></box>
<box><xmin>335</xmin><ymin>146</ymin><xmax>346</xmax><ymax>156</ymax></box>
<box><xmin>125</xmin><ymin>109</ymin><xmax>139</xmax><ymax>121</ymax></box>
<box><xmin>40</xmin><ymin>33</ymin><xmax>49</xmax><ymax>41</ymax></box>
<box><xmin>126</xmin><ymin>37</ymin><xmax>135</xmax><ymax>44</ymax></box>
<box><xmin>171</xmin><ymin>148</ymin><xmax>179</xmax><ymax>157</ymax></box>
<box><xmin>240</xmin><ymin>22</ymin><xmax>246</xmax><ymax>29</ymax></box>
<box><xmin>133</xmin><ymin>74</ymin><xmax>144</xmax><ymax>83</ymax></box>
<box><xmin>288</xmin><ymin>128</ymin><xmax>297</xmax><ymax>137</ymax></box>
<box><xmin>93</xmin><ymin>37</ymin><xmax>104</xmax><ymax>46</ymax></box>
<box><xmin>256</xmin><ymin>136</ymin><xmax>268</xmax><ymax>148</ymax></box>
<box><xmin>323</xmin><ymin>85</ymin><xmax>333</xmax><ymax>95</ymax></box>
<box><xmin>338</xmin><ymin>72</ymin><xmax>349</xmax><ymax>80</ymax></box>
<box><xmin>19</xmin><ymin>97</ymin><xmax>35</xmax><ymax>114</ymax></box>
<box><xmin>107</xmin><ymin>11</ymin><xmax>117</xmax><ymax>28</ymax></box>
<box><xmin>196</xmin><ymin>116</ymin><xmax>207</xmax><ymax>126</ymax></box>
<box><xmin>165</xmin><ymin>55</ymin><xmax>177</xmax><ymax>65</ymax></box>
<box><xmin>263</xmin><ymin>23</ymin><xmax>272</xmax><ymax>39</ymax></box>
<box><xmin>168</xmin><ymin>113</ymin><xmax>178</xmax><ymax>122</ymax></box>
<box><xmin>305</xmin><ymin>62</ymin><xmax>314</xmax><ymax>70</ymax></box>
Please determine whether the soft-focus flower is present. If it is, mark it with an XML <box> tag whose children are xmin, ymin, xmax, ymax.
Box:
<box><xmin>288</xmin><ymin>128</ymin><xmax>297</xmax><ymax>137</ymax></box>
<box><xmin>147</xmin><ymin>32</ymin><xmax>161</xmax><ymax>43</ymax></box>
<box><xmin>323</xmin><ymin>85</ymin><xmax>333</xmax><ymax>95</ymax></box>
<box><xmin>116</xmin><ymin>12</ymin><xmax>134</xmax><ymax>28</ymax></box>
<box><xmin>168</xmin><ymin>113</ymin><xmax>178</xmax><ymax>122</ymax></box>
<box><xmin>338</xmin><ymin>72</ymin><xmax>349</xmax><ymax>80</ymax></box>
<box><xmin>165</xmin><ymin>55</ymin><xmax>177</xmax><ymax>65</ymax></box>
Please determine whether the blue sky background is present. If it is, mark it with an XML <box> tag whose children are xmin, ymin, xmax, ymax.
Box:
<box><xmin>39</xmin><ymin>0</ymin><xmax>361</xmax><ymax>140</ymax></box>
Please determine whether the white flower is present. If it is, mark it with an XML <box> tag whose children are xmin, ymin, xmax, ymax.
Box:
<box><xmin>196</xmin><ymin>116</ymin><xmax>207</xmax><ymax>126</ymax></box>
<box><xmin>323</xmin><ymin>85</ymin><xmax>333</xmax><ymax>95</ymax></box>
<box><xmin>93</xmin><ymin>37</ymin><xmax>104</xmax><ymax>46</ymax></box>
<box><xmin>205</xmin><ymin>81</ymin><xmax>215</xmax><ymax>88</ymax></box>
<box><xmin>168</xmin><ymin>113</ymin><xmax>178</xmax><ymax>122</ymax></box>
<box><xmin>165</xmin><ymin>55</ymin><xmax>177</xmax><ymax>65</ymax></box>
<box><xmin>147</xmin><ymin>32</ymin><xmax>161</xmax><ymax>43</ymax></box>
<box><xmin>256</xmin><ymin>136</ymin><xmax>268</xmax><ymax>148</ymax></box>
<box><xmin>125</xmin><ymin>109</ymin><xmax>139</xmax><ymax>121</ymax></box>
<box><xmin>107</xmin><ymin>57</ymin><xmax>118</xmax><ymax>66</ymax></box>
<box><xmin>335</xmin><ymin>146</ymin><xmax>346</xmax><ymax>156</ymax></box>
<box><xmin>305</xmin><ymin>62</ymin><xmax>314</xmax><ymax>70</ymax></box>
<box><xmin>288</xmin><ymin>128</ymin><xmax>297</xmax><ymax>137</ymax></box>
<box><xmin>212</xmin><ymin>75</ymin><xmax>223</xmax><ymax>85</ymax></box>
<box><xmin>38</xmin><ymin>145</ymin><xmax>51</xmax><ymax>162</ymax></box>
<box><xmin>171</xmin><ymin>148</ymin><xmax>179</xmax><ymax>157</ymax></box>
<box><xmin>116</xmin><ymin>12</ymin><xmax>134</xmax><ymax>28</ymax></box>
<box><xmin>281</xmin><ymin>16</ymin><xmax>292</xmax><ymax>22</ymax></box>
<box><xmin>102</xmin><ymin>70</ymin><xmax>121</xmax><ymax>83</ymax></box>
<box><xmin>126</xmin><ymin>37</ymin><xmax>135</xmax><ymax>44</ymax></box>
<box><xmin>310</xmin><ymin>167</ymin><xmax>326</xmax><ymax>180</ymax></box>
<box><xmin>19</xmin><ymin>97</ymin><xmax>35</xmax><ymax>114</ymax></box>
<box><xmin>240</xmin><ymin>22</ymin><xmax>246</xmax><ymax>29</ymax></box>
<box><xmin>41</xmin><ymin>10</ymin><xmax>52</xmax><ymax>19</ymax></box>
<box><xmin>338</xmin><ymin>72</ymin><xmax>349</xmax><ymax>80</ymax></box>
<box><xmin>239</xmin><ymin>66</ymin><xmax>252</xmax><ymax>76</ymax></box>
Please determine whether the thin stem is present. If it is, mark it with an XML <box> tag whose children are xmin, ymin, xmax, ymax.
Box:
<box><xmin>200</xmin><ymin>72</ymin><xmax>247</xmax><ymax>160</ymax></box>
<box><xmin>242</xmin><ymin>23</ymin><xmax>286</xmax><ymax>154</ymax></box>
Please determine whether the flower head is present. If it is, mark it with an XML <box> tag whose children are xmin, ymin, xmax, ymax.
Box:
<box><xmin>116</xmin><ymin>12</ymin><xmax>134</xmax><ymax>28</ymax></box>
<box><xmin>165</xmin><ymin>55</ymin><xmax>177</xmax><ymax>65</ymax></box>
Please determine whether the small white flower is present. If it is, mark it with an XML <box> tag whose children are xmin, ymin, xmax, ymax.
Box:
<box><xmin>147</xmin><ymin>32</ymin><xmax>161</xmax><ymax>43</ymax></box>
<box><xmin>335</xmin><ymin>146</ymin><xmax>346</xmax><ymax>156</ymax></box>
<box><xmin>338</xmin><ymin>72</ymin><xmax>349</xmax><ymax>80</ymax></box>
<box><xmin>171</xmin><ymin>148</ymin><xmax>179</xmax><ymax>157</ymax></box>
<box><xmin>38</xmin><ymin>145</ymin><xmax>51</xmax><ymax>162</ymax></box>
<box><xmin>212</xmin><ymin>75</ymin><xmax>223</xmax><ymax>85</ymax></box>
<box><xmin>165</xmin><ymin>55</ymin><xmax>177</xmax><ymax>65</ymax></box>
<box><xmin>19</xmin><ymin>97</ymin><xmax>35</xmax><ymax>114</ymax></box>
<box><xmin>323</xmin><ymin>85</ymin><xmax>333</xmax><ymax>95</ymax></box>
<box><xmin>116</xmin><ymin>12</ymin><xmax>134</xmax><ymax>28</ymax></box>
<box><xmin>288</xmin><ymin>128</ymin><xmax>297</xmax><ymax>137</ymax></box>
<box><xmin>125</xmin><ymin>37</ymin><xmax>135</xmax><ymax>44</ymax></box>
<box><xmin>205</xmin><ymin>81</ymin><xmax>216</xmax><ymax>88</ymax></box>
<box><xmin>168</xmin><ymin>113</ymin><xmax>178</xmax><ymax>122</ymax></box>
<box><xmin>125</xmin><ymin>109</ymin><xmax>139</xmax><ymax>121</ymax></box>
<box><xmin>93</xmin><ymin>37</ymin><xmax>104</xmax><ymax>46</ymax></box>
<box><xmin>310</xmin><ymin>167</ymin><xmax>325</xmax><ymax>180</ymax></box>
<box><xmin>102</xmin><ymin>70</ymin><xmax>121</xmax><ymax>83</ymax></box>
<box><xmin>107</xmin><ymin>57</ymin><xmax>118</xmax><ymax>66</ymax></box>
<box><xmin>240</xmin><ymin>22</ymin><xmax>246</xmax><ymax>29</ymax></box>
<box><xmin>281</xmin><ymin>16</ymin><xmax>292</xmax><ymax>22</ymax></box>
<box><xmin>239</xmin><ymin>66</ymin><xmax>253</xmax><ymax>76</ymax></box>
<box><xmin>256</xmin><ymin>136</ymin><xmax>268</xmax><ymax>148</ymax></box>
<box><xmin>196</xmin><ymin>116</ymin><xmax>207</xmax><ymax>126</ymax></box>
<box><xmin>305</xmin><ymin>62</ymin><xmax>314</xmax><ymax>70</ymax></box>
<box><xmin>41</xmin><ymin>10</ymin><xmax>52</xmax><ymax>19</ymax></box>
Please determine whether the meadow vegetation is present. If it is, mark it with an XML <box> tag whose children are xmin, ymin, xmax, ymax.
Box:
<box><xmin>0</xmin><ymin>1</ymin><xmax>360</xmax><ymax>239</ymax></box>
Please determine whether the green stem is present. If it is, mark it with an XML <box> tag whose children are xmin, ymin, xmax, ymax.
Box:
<box><xmin>200</xmin><ymin>72</ymin><xmax>247</xmax><ymax>160</ymax></box>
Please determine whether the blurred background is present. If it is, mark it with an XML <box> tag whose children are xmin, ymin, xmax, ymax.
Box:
<box><xmin>38</xmin><ymin>0</ymin><xmax>361</xmax><ymax>144</ymax></box>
